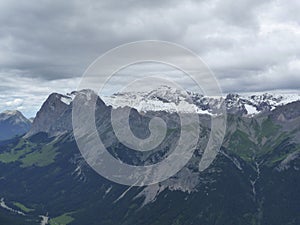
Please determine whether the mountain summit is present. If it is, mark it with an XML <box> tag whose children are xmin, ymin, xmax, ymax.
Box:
<box><xmin>26</xmin><ymin>89</ymin><xmax>107</xmax><ymax>138</ymax></box>
<box><xmin>25</xmin><ymin>93</ymin><xmax>73</xmax><ymax>137</ymax></box>
<box><xmin>0</xmin><ymin>110</ymin><xmax>31</xmax><ymax>141</ymax></box>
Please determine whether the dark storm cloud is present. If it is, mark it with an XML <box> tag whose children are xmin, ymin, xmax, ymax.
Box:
<box><xmin>0</xmin><ymin>0</ymin><xmax>300</xmax><ymax>116</ymax></box>
<box><xmin>0</xmin><ymin>0</ymin><xmax>191</xmax><ymax>80</ymax></box>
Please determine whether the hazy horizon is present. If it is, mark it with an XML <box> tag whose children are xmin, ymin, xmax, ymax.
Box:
<box><xmin>1</xmin><ymin>86</ymin><xmax>299</xmax><ymax>118</ymax></box>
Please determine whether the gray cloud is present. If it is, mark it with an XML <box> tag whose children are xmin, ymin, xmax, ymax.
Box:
<box><xmin>0</xmin><ymin>0</ymin><xmax>300</xmax><ymax>117</ymax></box>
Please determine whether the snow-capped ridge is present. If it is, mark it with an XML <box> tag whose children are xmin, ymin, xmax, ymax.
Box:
<box><xmin>103</xmin><ymin>85</ymin><xmax>300</xmax><ymax>116</ymax></box>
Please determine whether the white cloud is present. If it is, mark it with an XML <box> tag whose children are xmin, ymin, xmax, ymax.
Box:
<box><xmin>5</xmin><ymin>98</ymin><xmax>23</xmax><ymax>107</ymax></box>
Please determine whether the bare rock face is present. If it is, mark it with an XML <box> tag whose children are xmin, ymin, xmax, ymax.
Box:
<box><xmin>25</xmin><ymin>93</ymin><xmax>72</xmax><ymax>137</ymax></box>
<box><xmin>272</xmin><ymin>100</ymin><xmax>300</xmax><ymax>121</ymax></box>
<box><xmin>25</xmin><ymin>89</ymin><xmax>107</xmax><ymax>138</ymax></box>
<box><xmin>0</xmin><ymin>110</ymin><xmax>31</xmax><ymax>140</ymax></box>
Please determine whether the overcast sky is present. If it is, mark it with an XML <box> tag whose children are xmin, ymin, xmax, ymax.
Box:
<box><xmin>0</xmin><ymin>0</ymin><xmax>300</xmax><ymax>117</ymax></box>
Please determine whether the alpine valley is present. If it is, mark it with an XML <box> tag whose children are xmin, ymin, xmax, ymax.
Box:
<box><xmin>0</xmin><ymin>86</ymin><xmax>300</xmax><ymax>225</ymax></box>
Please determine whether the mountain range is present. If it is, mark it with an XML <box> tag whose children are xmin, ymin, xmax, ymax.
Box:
<box><xmin>0</xmin><ymin>86</ymin><xmax>299</xmax><ymax>225</ymax></box>
<box><xmin>103</xmin><ymin>85</ymin><xmax>300</xmax><ymax>115</ymax></box>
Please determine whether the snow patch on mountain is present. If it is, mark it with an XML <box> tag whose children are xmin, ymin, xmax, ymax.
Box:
<box><xmin>244</xmin><ymin>104</ymin><xmax>259</xmax><ymax>115</ymax></box>
<box><xmin>60</xmin><ymin>95</ymin><xmax>72</xmax><ymax>105</ymax></box>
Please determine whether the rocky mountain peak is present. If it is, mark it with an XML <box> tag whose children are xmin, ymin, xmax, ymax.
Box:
<box><xmin>25</xmin><ymin>93</ymin><xmax>72</xmax><ymax>137</ymax></box>
<box><xmin>25</xmin><ymin>89</ymin><xmax>107</xmax><ymax>138</ymax></box>
<box><xmin>2</xmin><ymin>109</ymin><xmax>21</xmax><ymax>115</ymax></box>
<box><xmin>0</xmin><ymin>110</ymin><xmax>26</xmax><ymax>121</ymax></box>
<box><xmin>0</xmin><ymin>110</ymin><xmax>31</xmax><ymax>125</ymax></box>
<box><xmin>0</xmin><ymin>110</ymin><xmax>31</xmax><ymax>141</ymax></box>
